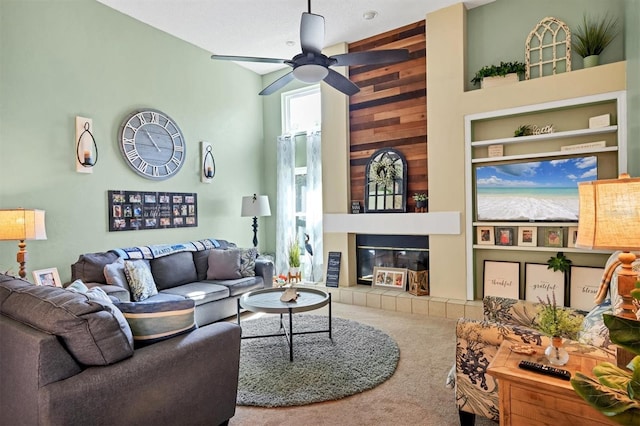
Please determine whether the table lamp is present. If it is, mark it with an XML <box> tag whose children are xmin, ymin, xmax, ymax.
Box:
<box><xmin>0</xmin><ymin>208</ymin><xmax>47</xmax><ymax>278</ymax></box>
<box><xmin>575</xmin><ymin>173</ymin><xmax>640</xmax><ymax>319</ymax></box>
<box><xmin>241</xmin><ymin>194</ymin><xmax>271</xmax><ymax>248</ymax></box>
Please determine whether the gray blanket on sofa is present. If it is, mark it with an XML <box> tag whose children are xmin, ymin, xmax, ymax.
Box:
<box><xmin>111</xmin><ymin>238</ymin><xmax>229</xmax><ymax>260</ymax></box>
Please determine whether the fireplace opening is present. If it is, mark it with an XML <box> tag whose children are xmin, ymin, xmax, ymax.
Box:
<box><xmin>356</xmin><ymin>234</ymin><xmax>429</xmax><ymax>285</ymax></box>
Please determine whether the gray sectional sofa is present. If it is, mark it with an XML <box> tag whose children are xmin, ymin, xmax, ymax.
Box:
<box><xmin>70</xmin><ymin>238</ymin><xmax>274</xmax><ymax>326</ymax></box>
<box><xmin>0</xmin><ymin>273</ymin><xmax>241</xmax><ymax>426</ymax></box>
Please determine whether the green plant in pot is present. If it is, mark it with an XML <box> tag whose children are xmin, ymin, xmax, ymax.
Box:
<box><xmin>288</xmin><ymin>238</ymin><xmax>301</xmax><ymax>271</ymax></box>
<box><xmin>572</xmin><ymin>13</ymin><xmax>620</xmax><ymax>68</ymax></box>
<box><xmin>471</xmin><ymin>61</ymin><xmax>526</xmax><ymax>87</ymax></box>
<box><xmin>536</xmin><ymin>292</ymin><xmax>583</xmax><ymax>366</ymax></box>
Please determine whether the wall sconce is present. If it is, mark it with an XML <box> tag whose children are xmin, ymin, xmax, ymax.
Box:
<box><xmin>75</xmin><ymin>116</ymin><xmax>98</xmax><ymax>173</ymax></box>
<box><xmin>201</xmin><ymin>141</ymin><xmax>216</xmax><ymax>183</ymax></box>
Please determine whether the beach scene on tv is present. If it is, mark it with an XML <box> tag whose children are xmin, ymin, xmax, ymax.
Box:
<box><xmin>475</xmin><ymin>156</ymin><xmax>597</xmax><ymax>221</ymax></box>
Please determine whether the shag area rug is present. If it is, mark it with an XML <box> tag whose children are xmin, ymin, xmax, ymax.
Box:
<box><xmin>236</xmin><ymin>314</ymin><xmax>400</xmax><ymax>407</ymax></box>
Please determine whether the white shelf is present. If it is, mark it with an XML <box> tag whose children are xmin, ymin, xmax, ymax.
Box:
<box><xmin>472</xmin><ymin>244</ymin><xmax>613</xmax><ymax>254</ymax></box>
<box><xmin>323</xmin><ymin>212</ymin><xmax>461</xmax><ymax>235</ymax></box>
<box><xmin>471</xmin><ymin>125</ymin><xmax>617</xmax><ymax>147</ymax></box>
<box><xmin>471</xmin><ymin>146</ymin><xmax>618</xmax><ymax>164</ymax></box>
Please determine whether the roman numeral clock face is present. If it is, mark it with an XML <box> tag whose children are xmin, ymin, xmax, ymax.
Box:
<box><xmin>118</xmin><ymin>109</ymin><xmax>185</xmax><ymax>180</ymax></box>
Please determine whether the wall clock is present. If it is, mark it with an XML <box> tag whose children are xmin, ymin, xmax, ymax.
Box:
<box><xmin>118</xmin><ymin>109</ymin><xmax>186</xmax><ymax>180</ymax></box>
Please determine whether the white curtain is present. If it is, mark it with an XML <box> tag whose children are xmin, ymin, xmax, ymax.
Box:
<box><xmin>276</xmin><ymin>135</ymin><xmax>295</xmax><ymax>277</ymax></box>
<box><xmin>305</xmin><ymin>130</ymin><xmax>323</xmax><ymax>282</ymax></box>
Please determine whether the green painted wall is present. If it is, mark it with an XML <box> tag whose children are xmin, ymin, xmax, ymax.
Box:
<box><xmin>0</xmin><ymin>0</ymin><xmax>265</xmax><ymax>282</ymax></box>
<box><xmin>467</xmin><ymin>0</ymin><xmax>626</xmax><ymax>92</ymax></box>
<box><xmin>625</xmin><ymin>0</ymin><xmax>640</xmax><ymax>177</ymax></box>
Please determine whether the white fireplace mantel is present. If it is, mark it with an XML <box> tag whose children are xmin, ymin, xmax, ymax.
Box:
<box><xmin>323</xmin><ymin>212</ymin><xmax>461</xmax><ymax>235</ymax></box>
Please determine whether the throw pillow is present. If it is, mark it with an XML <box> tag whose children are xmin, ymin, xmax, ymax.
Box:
<box><xmin>113</xmin><ymin>299</ymin><xmax>197</xmax><ymax>348</ymax></box>
<box><xmin>239</xmin><ymin>248</ymin><xmax>258</xmax><ymax>277</ymax></box>
<box><xmin>577</xmin><ymin>299</ymin><xmax>613</xmax><ymax>350</ymax></box>
<box><xmin>123</xmin><ymin>260</ymin><xmax>158</xmax><ymax>302</ymax></box>
<box><xmin>103</xmin><ymin>258</ymin><xmax>130</xmax><ymax>291</ymax></box>
<box><xmin>66</xmin><ymin>279</ymin><xmax>115</xmax><ymax>305</ymax></box>
<box><xmin>206</xmin><ymin>249</ymin><xmax>242</xmax><ymax>280</ymax></box>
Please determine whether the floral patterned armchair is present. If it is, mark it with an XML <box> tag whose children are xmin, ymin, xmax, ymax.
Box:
<box><xmin>454</xmin><ymin>296</ymin><xmax>615</xmax><ymax>425</ymax></box>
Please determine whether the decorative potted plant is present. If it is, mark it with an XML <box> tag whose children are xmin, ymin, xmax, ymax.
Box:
<box><xmin>471</xmin><ymin>61</ymin><xmax>526</xmax><ymax>88</ymax></box>
<box><xmin>572</xmin><ymin>13</ymin><xmax>620</xmax><ymax>68</ymax></box>
<box><xmin>514</xmin><ymin>124</ymin><xmax>532</xmax><ymax>137</ymax></box>
<box><xmin>288</xmin><ymin>238</ymin><xmax>301</xmax><ymax>277</ymax></box>
<box><xmin>536</xmin><ymin>292</ymin><xmax>583</xmax><ymax>365</ymax></box>
<box><xmin>412</xmin><ymin>193</ymin><xmax>427</xmax><ymax>212</ymax></box>
<box><xmin>547</xmin><ymin>251</ymin><xmax>572</xmax><ymax>287</ymax></box>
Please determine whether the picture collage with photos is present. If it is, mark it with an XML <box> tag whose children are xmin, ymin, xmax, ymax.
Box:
<box><xmin>108</xmin><ymin>190</ymin><xmax>197</xmax><ymax>232</ymax></box>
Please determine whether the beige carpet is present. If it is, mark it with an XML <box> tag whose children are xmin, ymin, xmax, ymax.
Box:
<box><xmin>231</xmin><ymin>302</ymin><xmax>498</xmax><ymax>426</ymax></box>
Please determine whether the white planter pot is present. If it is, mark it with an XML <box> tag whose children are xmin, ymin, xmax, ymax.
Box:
<box><xmin>481</xmin><ymin>73</ymin><xmax>519</xmax><ymax>89</ymax></box>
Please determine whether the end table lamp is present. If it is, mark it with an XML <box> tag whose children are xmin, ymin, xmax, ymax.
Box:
<box><xmin>241</xmin><ymin>194</ymin><xmax>271</xmax><ymax>248</ymax></box>
<box><xmin>576</xmin><ymin>174</ymin><xmax>640</xmax><ymax>319</ymax></box>
<box><xmin>0</xmin><ymin>208</ymin><xmax>47</xmax><ymax>279</ymax></box>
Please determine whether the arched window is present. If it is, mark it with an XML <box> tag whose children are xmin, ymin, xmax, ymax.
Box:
<box><xmin>364</xmin><ymin>148</ymin><xmax>407</xmax><ymax>213</ymax></box>
<box><xmin>526</xmin><ymin>17</ymin><xmax>571</xmax><ymax>79</ymax></box>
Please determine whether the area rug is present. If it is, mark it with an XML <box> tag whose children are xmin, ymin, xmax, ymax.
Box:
<box><xmin>236</xmin><ymin>314</ymin><xmax>400</xmax><ymax>407</ymax></box>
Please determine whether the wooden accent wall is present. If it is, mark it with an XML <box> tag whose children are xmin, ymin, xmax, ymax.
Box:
<box><xmin>348</xmin><ymin>21</ymin><xmax>427</xmax><ymax>210</ymax></box>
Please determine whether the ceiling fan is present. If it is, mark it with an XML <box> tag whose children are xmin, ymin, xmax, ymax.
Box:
<box><xmin>210</xmin><ymin>0</ymin><xmax>409</xmax><ymax>96</ymax></box>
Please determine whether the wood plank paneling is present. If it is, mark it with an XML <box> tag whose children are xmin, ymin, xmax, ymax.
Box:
<box><xmin>348</xmin><ymin>21</ymin><xmax>427</xmax><ymax>209</ymax></box>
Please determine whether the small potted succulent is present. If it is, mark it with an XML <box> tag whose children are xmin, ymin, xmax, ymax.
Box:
<box><xmin>412</xmin><ymin>193</ymin><xmax>428</xmax><ymax>212</ymax></box>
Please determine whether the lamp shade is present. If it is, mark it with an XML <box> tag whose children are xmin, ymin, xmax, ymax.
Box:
<box><xmin>576</xmin><ymin>174</ymin><xmax>640</xmax><ymax>251</ymax></box>
<box><xmin>0</xmin><ymin>209</ymin><xmax>47</xmax><ymax>241</ymax></box>
<box><xmin>241</xmin><ymin>195</ymin><xmax>271</xmax><ymax>217</ymax></box>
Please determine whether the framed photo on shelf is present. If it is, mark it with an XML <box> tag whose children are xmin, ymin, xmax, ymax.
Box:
<box><xmin>524</xmin><ymin>263</ymin><xmax>565</xmax><ymax>305</ymax></box>
<box><xmin>567</xmin><ymin>226</ymin><xmax>579</xmax><ymax>248</ymax></box>
<box><xmin>32</xmin><ymin>268</ymin><xmax>62</xmax><ymax>287</ymax></box>
<box><xmin>517</xmin><ymin>226</ymin><xmax>537</xmax><ymax>247</ymax></box>
<box><xmin>542</xmin><ymin>227</ymin><xmax>564</xmax><ymax>248</ymax></box>
<box><xmin>477</xmin><ymin>226</ymin><xmax>495</xmax><ymax>245</ymax></box>
<box><xmin>569</xmin><ymin>266</ymin><xmax>605</xmax><ymax>311</ymax></box>
<box><xmin>483</xmin><ymin>260</ymin><xmax>520</xmax><ymax>299</ymax></box>
<box><xmin>372</xmin><ymin>267</ymin><xmax>407</xmax><ymax>292</ymax></box>
<box><xmin>495</xmin><ymin>227</ymin><xmax>516</xmax><ymax>246</ymax></box>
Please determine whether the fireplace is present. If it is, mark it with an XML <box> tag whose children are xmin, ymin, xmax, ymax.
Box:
<box><xmin>356</xmin><ymin>234</ymin><xmax>429</xmax><ymax>285</ymax></box>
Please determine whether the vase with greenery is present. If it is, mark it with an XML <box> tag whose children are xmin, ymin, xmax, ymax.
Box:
<box><xmin>471</xmin><ymin>61</ymin><xmax>526</xmax><ymax>87</ymax></box>
<box><xmin>572</xmin><ymin>13</ymin><xmax>620</xmax><ymax>68</ymax></box>
<box><xmin>536</xmin><ymin>292</ymin><xmax>583</xmax><ymax>365</ymax></box>
<box><xmin>288</xmin><ymin>238</ymin><xmax>301</xmax><ymax>273</ymax></box>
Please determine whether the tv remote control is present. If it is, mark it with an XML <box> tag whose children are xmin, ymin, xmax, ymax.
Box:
<box><xmin>518</xmin><ymin>360</ymin><xmax>571</xmax><ymax>380</ymax></box>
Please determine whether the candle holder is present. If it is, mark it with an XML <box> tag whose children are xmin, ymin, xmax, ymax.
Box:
<box><xmin>201</xmin><ymin>141</ymin><xmax>215</xmax><ymax>183</ymax></box>
<box><xmin>75</xmin><ymin>118</ymin><xmax>98</xmax><ymax>172</ymax></box>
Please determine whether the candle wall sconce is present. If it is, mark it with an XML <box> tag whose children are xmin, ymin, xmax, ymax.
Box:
<box><xmin>75</xmin><ymin>116</ymin><xmax>98</xmax><ymax>173</ymax></box>
<box><xmin>201</xmin><ymin>141</ymin><xmax>216</xmax><ymax>183</ymax></box>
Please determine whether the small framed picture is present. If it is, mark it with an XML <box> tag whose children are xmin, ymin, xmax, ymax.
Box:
<box><xmin>524</xmin><ymin>263</ymin><xmax>565</xmax><ymax>305</ymax></box>
<box><xmin>543</xmin><ymin>227</ymin><xmax>564</xmax><ymax>247</ymax></box>
<box><xmin>567</xmin><ymin>226</ymin><xmax>579</xmax><ymax>248</ymax></box>
<box><xmin>477</xmin><ymin>226</ymin><xmax>495</xmax><ymax>245</ymax></box>
<box><xmin>495</xmin><ymin>227</ymin><xmax>515</xmax><ymax>246</ymax></box>
<box><xmin>372</xmin><ymin>266</ymin><xmax>407</xmax><ymax>292</ymax></box>
<box><xmin>32</xmin><ymin>268</ymin><xmax>62</xmax><ymax>287</ymax></box>
<box><xmin>517</xmin><ymin>226</ymin><xmax>537</xmax><ymax>247</ymax></box>
<box><xmin>483</xmin><ymin>260</ymin><xmax>520</xmax><ymax>299</ymax></box>
<box><xmin>569</xmin><ymin>266</ymin><xmax>605</xmax><ymax>311</ymax></box>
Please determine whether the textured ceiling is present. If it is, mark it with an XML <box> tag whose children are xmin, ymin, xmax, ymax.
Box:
<box><xmin>96</xmin><ymin>0</ymin><xmax>493</xmax><ymax>74</ymax></box>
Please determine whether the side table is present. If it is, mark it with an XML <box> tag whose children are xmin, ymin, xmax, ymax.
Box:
<box><xmin>487</xmin><ymin>341</ymin><xmax>617</xmax><ymax>426</ymax></box>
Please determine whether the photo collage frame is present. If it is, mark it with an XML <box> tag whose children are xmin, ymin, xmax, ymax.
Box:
<box><xmin>108</xmin><ymin>190</ymin><xmax>197</xmax><ymax>232</ymax></box>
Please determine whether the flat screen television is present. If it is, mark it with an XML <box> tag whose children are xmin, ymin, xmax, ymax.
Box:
<box><xmin>475</xmin><ymin>156</ymin><xmax>597</xmax><ymax>221</ymax></box>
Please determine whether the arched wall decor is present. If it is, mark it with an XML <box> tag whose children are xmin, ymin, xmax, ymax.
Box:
<box><xmin>364</xmin><ymin>148</ymin><xmax>407</xmax><ymax>213</ymax></box>
<box><xmin>525</xmin><ymin>17</ymin><xmax>571</xmax><ymax>80</ymax></box>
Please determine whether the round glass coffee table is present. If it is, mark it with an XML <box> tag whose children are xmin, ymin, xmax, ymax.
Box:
<box><xmin>237</xmin><ymin>287</ymin><xmax>332</xmax><ymax>361</ymax></box>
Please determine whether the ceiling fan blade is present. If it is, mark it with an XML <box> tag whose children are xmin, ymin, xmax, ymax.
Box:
<box><xmin>323</xmin><ymin>69</ymin><xmax>360</xmax><ymax>96</ymax></box>
<box><xmin>331</xmin><ymin>49</ymin><xmax>410</xmax><ymax>66</ymax></box>
<box><xmin>300</xmin><ymin>12</ymin><xmax>324</xmax><ymax>54</ymax></box>
<box><xmin>259</xmin><ymin>71</ymin><xmax>296</xmax><ymax>96</ymax></box>
<box><xmin>210</xmin><ymin>54</ymin><xmax>288</xmax><ymax>64</ymax></box>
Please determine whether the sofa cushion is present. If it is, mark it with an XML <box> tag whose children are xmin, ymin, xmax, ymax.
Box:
<box><xmin>160</xmin><ymin>282</ymin><xmax>229</xmax><ymax>306</ymax></box>
<box><xmin>239</xmin><ymin>248</ymin><xmax>258</xmax><ymax>277</ymax></box>
<box><xmin>193</xmin><ymin>249</ymin><xmax>211</xmax><ymax>280</ymax></box>
<box><xmin>151</xmin><ymin>252</ymin><xmax>198</xmax><ymax>290</ymax></box>
<box><xmin>103</xmin><ymin>258</ymin><xmax>130</xmax><ymax>292</ymax></box>
<box><xmin>71</xmin><ymin>251</ymin><xmax>119</xmax><ymax>284</ymax></box>
<box><xmin>114</xmin><ymin>299</ymin><xmax>197</xmax><ymax>348</ymax></box>
<box><xmin>124</xmin><ymin>260</ymin><xmax>158</xmax><ymax>302</ymax></box>
<box><xmin>578</xmin><ymin>299</ymin><xmax>613</xmax><ymax>349</ymax></box>
<box><xmin>0</xmin><ymin>274</ymin><xmax>134</xmax><ymax>366</ymax></box>
<box><xmin>207</xmin><ymin>276</ymin><xmax>264</xmax><ymax>297</ymax></box>
<box><xmin>207</xmin><ymin>249</ymin><xmax>242</xmax><ymax>280</ymax></box>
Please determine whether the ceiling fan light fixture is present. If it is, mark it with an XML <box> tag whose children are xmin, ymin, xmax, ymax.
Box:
<box><xmin>293</xmin><ymin>64</ymin><xmax>328</xmax><ymax>83</ymax></box>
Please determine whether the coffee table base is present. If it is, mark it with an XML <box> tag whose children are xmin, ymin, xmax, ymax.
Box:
<box><xmin>237</xmin><ymin>293</ymin><xmax>332</xmax><ymax>362</ymax></box>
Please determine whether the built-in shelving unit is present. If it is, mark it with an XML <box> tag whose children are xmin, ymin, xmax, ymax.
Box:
<box><xmin>464</xmin><ymin>91</ymin><xmax>627</xmax><ymax>300</ymax></box>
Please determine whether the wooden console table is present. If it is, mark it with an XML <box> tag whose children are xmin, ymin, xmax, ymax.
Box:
<box><xmin>487</xmin><ymin>341</ymin><xmax>617</xmax><ymax>426</ymax></box>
